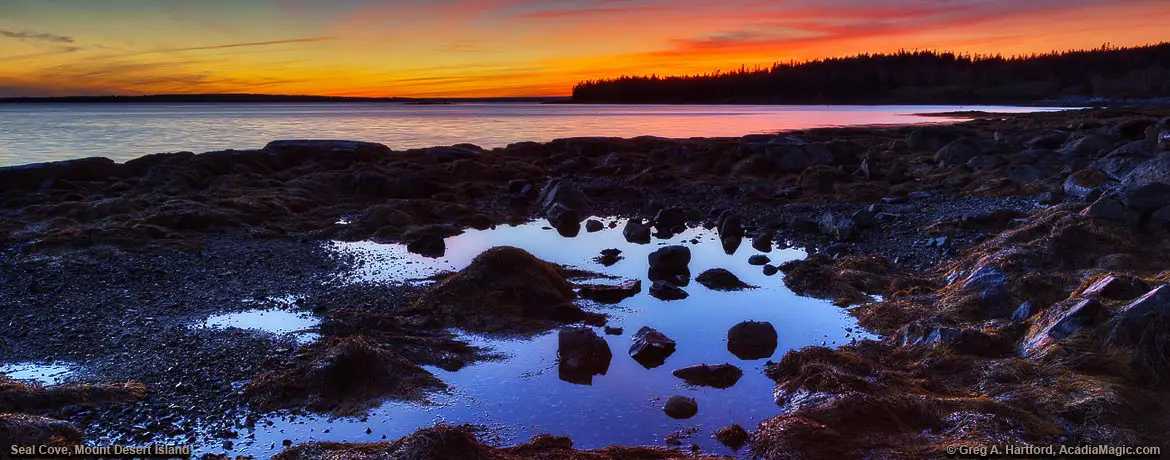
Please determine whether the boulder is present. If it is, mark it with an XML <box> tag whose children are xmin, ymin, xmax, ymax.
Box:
<box><xmin>648</xmin><ymin>246</ymin><xmax>691</xmax><ymax>282</ymax></box>
<box><xmin>695</xmin><ymin>269</ymin><xmax>755</xmax><ymax>291</ymax></box>
<box><xmin>584</xmin><ymin>219</ymin><xmax>604</xmax><ymax>233</ymax></box>
<box><xmin>818</xmin><ymin>213</ymin><xmax>856</xmax><ymax>241</ymax></box>
<box><xmin>622</xmin><ymin>219</ymin><xmax>652</xmax><ymax>244</ymax></box>
<box><xmin>1118</xmin><ymin>155</ymin><xmax>1170</xmax><ymax>193</ymax></box>
<box><xmin>1107</xmin><ymin>285</ymin><xmax>1170</xmax><ymax>380</ymax></box>
<box><xmin>1059</xmin><ymin>133</ymin><xmax>1115</xmax><ymax>156</ymax></box>
<box><xmin>714</xmin><ymin>424</ymin><xmax>749</xmax><ymax>450</ymax></box>
<box><xmin>1119</xmin><ymin>182</ymin><xmax>1170</xmax><ymax>213</ymax></box>
<box><xmin>762</xmin><ymin>264</ymin><xmax>779</xmax><ymax>276</ymax></box>
<box><xmin>966</xmin><ymin>155</ymin><xmax>1000</xmax><ymax>171</ymax></box>
<box><xmin>908</xmin><ymin>126</ymin><xmax>972</xmax><ymax>152</ymax></box>
<box><xmin>1080</xmin><ymin>275</ymin><xmax>1150</xmax><ymax>301</ymax></box>
<box><xmin>653</xmin><ymin>208</ymin><xmax>689</xmax><ymax>236</ymax></box>
<box><xmin>959</xmin><ymin>265</ymin><xmax>1014</xmax><ymax>319</ymax></box>
<box><xmin>727</xmin><ymin>321</ymin><xmax>778</xmax><ymax>360</ymax></box>
<box><xmin>0</xmin><ymin>414</ymin><xmax>83</xmax><ymax>450</ymax></box>
<box><xmin>1062</xmin><ymin>170</ymin><xmax>1115</xmax><ymax>201</ymax></box>
<box><xmin>751</xmin><ymin>230</ymin><xmax>774</xmax><ymax>252</ymax></box>
<box><xmin>1089</xmin><ymin>155</ymin><xmax>1146</xmax><ymax>181</ymax></box>
<box><xmin>578</xmin><ymin>280</ymin><xmax>642</xmax><ymax>304</ymax></box>
<box><xmin>0</xmin><ymin>157</ymin><xmax>124</xmax><ymax>192</ymax></box>
<box><xmin>935</xmin><ymin>138</ymin><xmax>986</xmax><ymax>166</ymax></box>
<box><xmin>748</xmin><ymin>255</ymin><xmax>771</xmax><ymax>266</ymax></box>
<box><xmin>1160</xmin><ymin>130</ymin><xmax>1170</xmax><ymax>151</ymax></box>
<box><xmin>537</xmin><ymin>180</ymin><xmax>591</xmax><ymax>232</ymax></box>
<box><xmin>629</xmin><ymin>326</ymin><xmax>676</xmax><ymax>368</ymax></box>
<box><xmin>671</xmin><ymin>364</ymin><xmax>743</xmax><ymax>389</ymax></box>
<box><xmin>900</xmin><ymin>325</ymin><xmax>1001</xmax><ymax>355</ymax></box>
<box><xmin>717</xmin><ymin>212</ymin><xmax>745</xmax><ymax>240</ymax></box>
<box><xmin>558</xmin><ymin>327</ymin><xmax>613</xmax><ymax>385</ymax></box>
<box><xmin>1012</xmin><ymin>302</ymin><xmax>1039</xmax><ymax>323</ymax></box>
<box><xmin>1025</xmin><ymin>131</ymin><xmax>1068</xmax><ymax>150</ymax></box>
<box><xmin>1038</xmin><ymin>190</ymin><xmax>1064</xmax><ymax>205</ymax></box>
<box><xmin>1080</xmin><ymin>196</ymin><xmax>1141</xmax><ymax>227</ymax></box>
<box><xmin>1022</xmin><ymin>298</ymin><xmax>1106</xmax><ymax>356</ymax></box>
<box><xmin>663</xmin><ymin>396</ymin><xmax>698</xmax><ymax>419</ymax></box>
<box><xmin>406</xmin><ymin>234</ymin><xmax>445</xmax><ymax>258</ymax></box>
<box><xmin>425</xmin><ymin>145</ymin><xmax>481</xmax><ymax>163</ymax></box>
<box><xmin>764</xmin><ymin>137</ymin><xmax>833</xmax><ymax>172</ymax></box>
<box><xmin>1113</xmin><ymin>285</ymin><xmax>1170</xmax><ymax>324</ymax></box>
<box><xmin>649</xmin><ymin>281</ymin><xmax>689</xmax><ymax>301</ymax></box>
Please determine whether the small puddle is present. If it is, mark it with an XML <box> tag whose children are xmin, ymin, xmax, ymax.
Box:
<box><xmin>199</xmin><ymin>309</ymin><xmax>321</xmax><ymax>345</ymax></box>
<box><xmin>204</xmin><ymin>217</ymin><xmax>874</xmax><ymax>457</ymax></box>
<box><xmin>0</xmin><ymin>362</ymin><xmax>77</xmax><ymax>385</ymax></box>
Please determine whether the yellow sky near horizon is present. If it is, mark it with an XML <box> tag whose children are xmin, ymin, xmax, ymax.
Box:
<box><xmin>1</xmin><ymin>0</ymin><xmax>1167</xmax><ymax>97</ymax></box>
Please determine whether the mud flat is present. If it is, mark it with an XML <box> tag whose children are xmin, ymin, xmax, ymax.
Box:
<box><xmin>2</xmin><ymin>108</ymin><xmax>1170</xmax><ymax>458</ymax></box>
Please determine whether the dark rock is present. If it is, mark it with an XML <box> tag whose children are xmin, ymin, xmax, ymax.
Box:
<box><xmin>908</xmin><ymin>126</ymin><xmax>971</xmax><ymax>152</ymax></box>
<box><xmin>851</xmin><ymin>205</ymin><xmax>878</xmax><ymax>229</ymax></box>
<box><xmin>672</xmin><ymin>363</ymin><xmax>743</xmax><ymax>389</ymax></box>
<box><xmin>960</xmin><ymin>265</ymin><xmax>1014</xmax><ymax>319</ymax></box>
<box><xmin>1009</xmin><ymin>166</ymin><xmax>1046</xmax><ymax>183</ymax></box>
<box><xmin>751</xmin><ymin>231</ymin><xmax>773</xmax><ymax>252</ymax></box>
<box><xmin>663</xmin><ymin>396</ymin><xmax>698</xmax><ymax>419</ymax></box>
<box><xmin>406</xmin><ymin>234</ymin><xmax>445</xmax><ymax>258</ymax></box>
<box><xmin>727</xmin><ymin>321</ymin><xmax>778</xmax><ymax>360</ymax></box>
<box><xmin>648</xmin><ymin>246</ymin><xmax>691</xmax><ymax>280</ymax></box>
<box><xmin>935</xmin><ymin>138</ymin><xmax>987</xmax><ymax>166</ymax></box>
<box><xmin>825</xmin><ymin>243</ymin><xmax>852</xmax><ymax>258</ymax></box>
<box><xmin>596</xmin><ymin>248</ymin><xmax>623</xmax><ymax>266</ymax></box>
<box><xmin>629</xmin><ymin>326</ymin><xmax>676</xmax><ymax>368</ymax></box>
<box><xmin>0</xmin><ymin>157</ymin><xmax>124</xmax><ymax>192</ymax></box>
<box><xmin>696</xmin><ymin>269</ymin><xmax>755</xmax><ymax>291</ymax></box>
<box><xmin>764</xmin><ymin>137</ymin><xmax>833</xmax><ymax>172</ymax></box>
<box><xmin>425</xmin><ymin>145</ymin><xmax>481</xmax><ymax>163</ymax></box>
<box><xmin>818</xmin><ymin>213</ymin><xmax>856</xmax><ymax>241</ymax></box>
<box><xmin>1119</xmin><ymin>182</ymin><xmax>1170</xmax><ymax>213</ymax></box>
<box><xmin>537</xmin><ymin>180</ymin><xmax>591</xmax><ymax>231</ymax></box>
<box><xmin>1091</xmin><ymin>154</ymin><xmax>1148</xmax><ymax>181</ymax></box>
<box><xmin>762</xmin><ymin>264</ymin><xmax>779</xmax><ymax>276</ymax></box>
<box><xmin>649</xmin><ymin>281</ymin><xmax>689</xmax><ymax>301</ymax></box>
<box><xmin>558</xmin><ymin>327</ymin><xmax>612</xmax><ymax>385</ymax></box>
<box><xmin>714</xmin><ymin>424</ymin><xmax>749</xmax><ymax>450</ymax></box>
<box><xmin>604</xmin><ymin>326</ymin><xmax>624</xmax><ymax>335</ymax></box>
<box><xmin>1081</xmin><ymin>196</ymin><xmax>1141</xmax><ymax>227</ymax></box>
<box><xmin>1012</xmin><ymin>302</ymin><xmax>1038</xmax><ymax>323</ymax></box>
<box><xmin>1025</xmin><ymin>131</ymin><xmax>1068</xmax><ymax>150</ymax></box>
<box><xmin>747</xmin><ymin>255</ymin><xmax>770</xmax><ymax>266</ymax></box>
<box><xmin>1153</xmin><ymin>206</ymin><xmax>1170</xmax><ymax>225</ymax></box>
<box><xmin>1080</xmin><ymin>275</ymin><xmax>1150</xmax><ymax>301</ymax></box>
<box><xmin>1059</xmin><ymin>133</ymin><xmax>1115</xmax><ymax>156</ymax></box>
<box><xmin>1114</xmin><ymin>285</ymin><xmax>1170</xmax><ymax>324</ymax></box>
<box><xmin>1063</xmin><ymin>170</ymin><xmax>1115</xmax><ymax>201</ymax></box>
<box><xmin>264</xmin><ymin>139</ymin><xmax>389</xmax><ymax>153</ymax></box>
<box><xmin>855</xmin><ymin>155</ymin><xmax>877</xmax><ymax>180</ymax></box>
<box><xmin>653</xmin><ymin>208</ymin><xmax>689</xmax><ymax>236</ymax></box>
<box><xmin>506</xmin><ymin>179</ymin><xmax>530</xmax><ymax>194</ymax></box>
<box><xmin>1024</xmin><ymin>298</ymin><xmax>1107</xmax><ymax>355</ymax></box>
<box><xmin>622</xmin><ymin>219</ymin><xmax>652</xmax><ymax>244</ymax></box>
<box><xmin>1160</xmin><ymin>130</ymin><xmax>1170</xmax><ymax>151</ymax></box>
<box><xmin>720</xmin><ymin>236</ymin><xmax>743</xmax><ymax>255</ymax></box>
<box><xmin>1038</xmin><ymin>190</ymin><xmax>1064</xmax><ymax>205</ymax></box>
<box><xmin>966</xmin><ymin>155</ymin><xmax>1000</xmax><ymax>171</ymax></box>
<box><xmin>1118</xmin><ymin>155</ymin><xmax>1170</xmax><ymax>193</ymax></box>
<box><xmin>578</xmin><ymin>280</ymin><xmax>642</xmax><ymax>304</ymax></box>
<box><xmin>717</xmin><ymin>212</ymin><xmax>745</xmax><ymax>239</ymax></box>
<box><xmin>584</xmin><ymin>219</ymin><xmax>604</xmax><ymax>233</ymax></box>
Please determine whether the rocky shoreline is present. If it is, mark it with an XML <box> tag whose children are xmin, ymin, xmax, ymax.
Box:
<box><xmin>2</xmin><ymin>108</ymin><xmax>1170</xmax><ymax>458</ymax></box>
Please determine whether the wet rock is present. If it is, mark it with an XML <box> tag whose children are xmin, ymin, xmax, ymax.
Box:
<box><xmin>1022</xmin><ymin>298</ymin><xmax>1107</xmax><ymax>356</ymax></box>
<box><xmin>672</xmin><ymin>364</ymin><xmax>743</xmax><ymax>389</ymax></box>
<box><xmin>406</xmin><ymin>234</ymin><xmax>445</xmax><ymax>258</ymax></box>
<box><xmin>751</xmin><ymin>231</ymin><xmax>774</xmax><ymax>252</ymax></box>
<box><xmin>558</xmin><ymin>327</ymin><xmax>612</xmax><ymax>385</ymax></box>
<box><xmin>696</xmin><ymin>269</ymin><xmax>755</xmax><ymax>291</ymax></box>
<box><xmin>1090</xmin><ymin>154</ymin><xmax>1147</xmax><ymax>181</ymax></box>
<box><xmin>648</xmin><ymin>246</ymin><xmax>691</xmax><ymax>283</ymax></box>
<box><xmin>246</xmin><ymin>336</ymin><xmax>443</xmax><ymax>415</ymax></box>
<box><xmin>408</xmin><ymin>247</ymin><xmax>603</xmax><ymax>332</ymax></box>
<box><xmin>663</xmin><ymin>396</ymin><xmax>698</xmax><ymax>419</ymax></box>
<box><xmin>604</xmin><ymin>326</ymin><xmax>623</xmax><ymax>335</ymax></box>
<box><xmin>959</xmin><ymin>265</ymin><xmax>1014</xmax><ymax>319</ymax></box>
<box><xmin>1118</xmin><ymin>182</ymin><xmax>1170</xmax><ymax>213</ymax></box>
<box><xmin>764</xmin><ymin>137</ymin><xmax>833</xmax><ymax>172</ymax></box>
<box><xmin>818</xmin><ymin>213</ymin><xmax>856</xmax><ymax>242</ymax></box>
<box><xmin>595</xmin><ymin>248</ymin><xmax>623</xmax><ymax>266</ymax></box>
<box><xmin>629</xmin><ymin>326</ymin><xmax>676</xmax><ymax>368</ymax></box>
<box><xmin>0</xmin><ymin>414</ymin><xmax>82</xmax><ymax>450</ymax></box>
<box><xmin>653</xmin><ymin>208</ymin><xmax>689</xmax><ymax>237</ymax></box>
<box><xmin>537</xmin><ymin>180</ymin><xmax>590</xmax><ymax>232</ymax></box>
<box><xmin>649</xmin><ymin>281</ymin><xmax>689</xmax><ymax>301</ymax></box>
<box><xmin>1038</xmin><ymin>190</ymin><xmax>1064</xmax><ymax>205</ymax></box>
<box><xmin>967</xmin><ymin>155</ymin><xmax>1000</xmax><ymax>171</ymax></box>
<box><xmin>584</xmin><ymin>219</ymin><xmax>604</xmax><ymax>233</ymax></box>
<box><xmin>720</xmin><ymin>236</ymin><xmax>743</xmax><ymax>255</ymax></box>
<box><xmin>1012</xmin><ymin>301</ymin><xmax>1038</xmax><ymax>323</ymax></box>
<box><xmin>1059</xmin><ymin>133</ymin><xmax>1115</xmax><ymax>156</ymax></box>
<box><xmin>1118</xmin><ymin>155</ymin><xmax>1170</xmax><ymax>193</ymax></box>
<box><xmin>1080</xmin><ymin>275</ymin><xmax>1150</xmax><ymax>301</ymax></box>
<box><xmin>622</xmin><ymin>219</ymin><xmax>652</xmax><ymax>244</ymax></box>
<box><xmin>1063</xmin><ymin>169</ymin><xmax>1114</xmax><ymax>201</ymax></box>
<box><xmin>748</xmin><ymin>255</ymin><xmax>770</xmax><ymax>266</ymax></box>
<box><xmin>578</xmin><ymin>280</ymin><xmax>642</xmax><ymax>304</ymax></box>
<box><xmin>727</xmin><ymin>321</ymin><xmax>778</xmax><ymax>360</ymax></box>
<box><xmin>762</xmin><ymin>264</ymin><xmax>779</xmax><ymax>276</ymax></box>
<box><xmin>714</xmin><ymin>424</ymin><xmax>749</xmax><ymax>450</ymax></box>
<box><xmin>717</xmin><ymin>212</ymin><xmax>745</xmax><ymax>240</ymax></box>
<box><xmin>1081</xmin><ymin>196</ymin><xmax>1141</xmax><ymax>227</ymax></box>
<box><xmin>935</xmin><ymin>138</ymin><xmax>987</xmax><ymax>166</ymax></box>
<box><xmin>900</xmin><ymin>325</ymin><xmax>1002</xmax><ymax>355</ymax></box>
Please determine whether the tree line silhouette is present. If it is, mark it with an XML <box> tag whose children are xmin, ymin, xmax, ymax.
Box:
<box><xmin>571</xmin><ymin>43</ymin><xmax>1170</xmax><ymax>104</ymax></box>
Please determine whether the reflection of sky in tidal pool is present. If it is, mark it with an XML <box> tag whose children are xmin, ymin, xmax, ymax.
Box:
<box><xmin>210</xmin><ymin>217</ymin><xmax>873</xmax><ymax>458</ymax></box>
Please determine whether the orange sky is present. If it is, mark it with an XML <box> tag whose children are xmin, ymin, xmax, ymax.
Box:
<box><xmin>0</xmin><ymin>0</ymin><xmax>1167</xmax><ymax>97</ymax></box>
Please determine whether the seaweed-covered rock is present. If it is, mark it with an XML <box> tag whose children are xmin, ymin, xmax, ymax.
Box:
<box><xmin>672</xmin><ymin>364</ymin><xmax>743</xmax><ymax>388</ymax></box>
<box><xmin>578</xmin><ymin>280</ymin><xmax>641</xmax><ymax>304</ymax></box>
<box><xmin>714</xmin><ymin>424</ymin><xmax>749</xmax><ymax>450</ymax></box>
<box><xmin>0</xmin><ymin>414</ymin><xmax>82</xmax><ymax>452</ymax></box>
<box><xmin>695</xmin><ymin>269</ymin><xmax>755</xmax><ymax>291</ymax></box>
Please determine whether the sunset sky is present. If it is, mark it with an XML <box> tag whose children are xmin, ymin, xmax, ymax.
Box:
<box><xmin>1</xmin><ymin>0</ymin><xmax>1167</xmax><ymax>98</ymax></box>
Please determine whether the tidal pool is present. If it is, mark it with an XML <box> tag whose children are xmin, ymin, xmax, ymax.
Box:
<box><xmin>203</xmin><ymin>217</ymin><xmax>873</xmax><ymax>457</ymax></box>
<box><xmin>199</xmin><ymin>309</ymin><xmax>321</xmax><ymax>345</ymax></box>
<box><xmin>0</xmin><ymin>362</ymin><xmax>77</xmax><ymax>385</ymax></box>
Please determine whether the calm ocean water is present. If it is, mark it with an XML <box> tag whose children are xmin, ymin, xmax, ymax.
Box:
<box><xmin>0</xmin><ymin>103</ymin><xmax>1064</xmax><ymax>166</ymax></box>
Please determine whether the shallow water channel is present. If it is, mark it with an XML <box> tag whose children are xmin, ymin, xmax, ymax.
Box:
<box><xmin>195</xmin><ymin>217</ymin><xmax>872</xmax><ymax>457</ymax></box>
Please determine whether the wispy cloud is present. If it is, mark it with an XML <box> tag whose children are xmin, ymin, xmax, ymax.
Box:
<box><xmin>0</xmin><ymin>29</ymin><xmax>74</xmax><ymax>44</ymax></box>
<box><xmin>164</xmin><ymin>36</ymin><xmax>338</xmax><ymax>52</ymax></box>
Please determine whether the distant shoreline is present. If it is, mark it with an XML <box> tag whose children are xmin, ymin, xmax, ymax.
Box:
<box><xmin>0</xmin><ymin>94</ymin><xmax>571</xmax><ymax>104</ymax></box>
